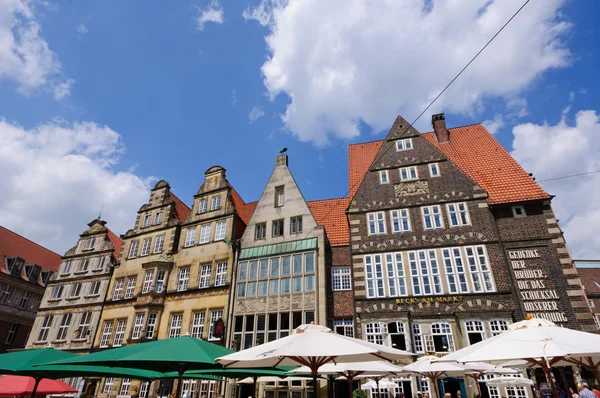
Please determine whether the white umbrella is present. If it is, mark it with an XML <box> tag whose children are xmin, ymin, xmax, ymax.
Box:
<box><xmin>403</xmin><ymin>356</ymin><xmax>469</xmax><ymax>398</ymax></box>
<box><xmin>437</xmin><ymin>318</ymin><xmax>600</xmax><ymax>398</ymax></box>
<box><xmin>486</xmin><ymin>377</ymin><xmax>534</xmax><ymax>388</ymax></box>
<box><xmin>361</xmin><ymin>379</ymin><xmax>399</xmax><ymax>389</ymax></box>
<box><xmin>238</xmin><ymin>376</ymin><xmax>314</xmax><ymax>383</ymax></box>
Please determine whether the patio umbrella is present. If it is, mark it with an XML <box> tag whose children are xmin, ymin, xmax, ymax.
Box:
<box><xmin>0</xmin><ymin>347</ymin><xmax>77</xmax><ymax>398</ymax></box>
<box><xmin>0</xmin><ymin>375</ymin><xmax>77</xmax><ymax>396</ymax></box>
<box><xmin>362</xmin><ymin>378</ymin><xmax>399</xmax><ymax>398</ymax></box>
<box><xmin>437</xmin><ymin>318</ymin><xmax>600</xmax><ymax>398</ymax></box>
<box><xmin>486</xmin><ymin>376</ymin><xmax>534</xmax><ymax>388</ymax></box>
<box><xmin>455</xmin><ymin>362</ymin><xmax>519</xmax><ymax>398</ymax></box>
<box><xmin>41</xmin><ymin>335</ymin><xmax>234</xmax><ymax>398</ymax></box>
<box><xmin>403</xmin><ymin>355</ymin><xmax>468</xmax><ymax>398</ymax></box>
<box><xmin>217</xmin><ymin>324</ymin><xmax>414</xmax><ymax>398</ymax></box>
<box><xmin>18</xmin><ymin>364</ymin><xmax>165</xmax><ymax>380</ymax></box>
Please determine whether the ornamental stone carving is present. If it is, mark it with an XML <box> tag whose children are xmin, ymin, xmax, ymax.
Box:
<box><xmin>394</xmin><ymin>180</ymin><xmax>429</xmax><ymax>197</ymax></box>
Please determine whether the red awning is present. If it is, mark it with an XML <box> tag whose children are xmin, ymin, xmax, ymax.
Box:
<box><xmin>0</xmin><ymin>375</ymin><xmax>78</xmax><ymax>396</ymax></box>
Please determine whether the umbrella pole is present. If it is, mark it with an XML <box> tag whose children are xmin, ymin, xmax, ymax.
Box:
<box><xmin>541</xmin><ymin>364</ymin><xmax>558</xmax><ymax>398</ymax></box>
<box><xmin>31</xmin><ymin>376</ymin><xmax>42</xmax><ymax>398</ymax></box>
<box><xmin>430</xmin><ymin>377</ymin><xmax>440</xmax><ymax>398</ymax></box>
<box><xmin>175</xmin><ymin>371</ymin><xmax>184</xmax><ymax>398</ymax></box>
<box><xmin>253</xmin><ymin>375</ymin><xmax>258</xmax><ymax>398</ymax></box>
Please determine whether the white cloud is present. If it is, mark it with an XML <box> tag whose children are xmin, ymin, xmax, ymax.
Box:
<box><xmin>482</xmin><ymin>115</ymin><xmax>504</xmax><ymax>135</ymax></box>
<box><xmin>0</xmin><ymin>117</ymin><xmax>152</xmax><ymax>253</ymax></box>
<box><xmin>232</xmin><ymin>89</ymin><xmax>237</xmax><ymax>104</ymax></box>
<box><xmin>511</xmin><ymin>109</ymin><xmax>600</xmax><ymax>259</ymax></box>
<box><xmin>0</xmin><ymin>0</ymin><xmax>73</xmax><ymax>96</ymax></box>
<box><xmin>52</xmin><ymin>78</ymin><xmax>74</xmax><ymax>100</ymax></box>
<box><xmin>248</xmin><ymin>105</ymin><xmax>265</xmax><ymax>123</ymax></box>
<box><xmin>76</xmin><ymin>24</ymin><xmax>88</xmax><ymax>34</ymax></box>
<box><xmin>196</xmin><ymin>0</ymin><xmax>224</xmax><ymax>31</ymax></box>
<box><xmin>246</xmin><ymin>0</ymin><xmax>571</xmax><ymax>146</ymax></box>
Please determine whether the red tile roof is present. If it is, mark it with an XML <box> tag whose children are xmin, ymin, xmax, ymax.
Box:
<box><xmin>106</xmin><ymin>228</ymin><xmax>122</xmax><ymax>257</ymax></box>
<box><xmin>0</xmin><ymin>225</ymin><xmax>61</xmax><ymax>272</ymax></box>
<box><xmin>229</xmin><ymin>185</ymin><xmax>256</xmax><ymax>225</ymax></box>
<box><xmin>308</xmin><ymin>198</ymin><xmax>351</xmax><ymax>246</ymax></box>
<box><xmin>348</xmin><ymin>140</ymin><xmax>384</xmax><ymax>198</ymax></box>
<box><xmin>578</xmin><ymin>268</ymin><xmax>600</xmax><ymax>295</ymax></box>
<box><xmin>422</xmin><ymin>124</ymin><xmax>550</xmax><ymax>204</ymax></box>
<box><xmin>169</xmin><ymin>192</ymin><xmax>191</xmax><ymax>223</ymax></box>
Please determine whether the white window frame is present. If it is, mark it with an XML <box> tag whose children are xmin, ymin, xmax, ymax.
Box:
<box><xmin>489</xmin><ymin>320</ymin><xmax>509</xmax><ymax>336</ymax></box>
<box><xmin>128</xmin><ymin>240</ymin><xmax>139</xmax><ymax>259</ymax></box>
<box><xmin>199</xmin><ymin>224</ymin><xmax>211</xmax><ymax>244</ymax></box>
<box><xmin>199</xmin><ymin>198</ymin><xmax>208</xmax><ymax>213</ymax></box>
<box><xmin>77</xmin><ymin>258</ymin><xmax>90</xmax><ymax>273</ymax></box>
<box><xmin>390</xmin><ymin>209</ymin><xmax>411</xmax><ymax>232</ymax></box>
<box><xmin>55</xmin><ymin>313</ymin><xmax>72</xmax><ymax>341</ymax></box>
<box><xmin>112</xmin><ymin>278</ymin><xmax>124</xmax><ymax>300</ymax></box>
<box><xmin>290</xmin><ymin>216</ymin><xmax>303</xmax><ymax>234</ymax></box>
<box><xmin>184</xmin><ymin>228</ymin><xmax>197</xmax><ymax>247</ymax></box>
<box><xmin>38</xmin><ymin>315</ymin><xmax>53</xmax><ymax>342</ymax></box>
<box><xmin>367</xmin><ymin>212</ymin><xmax>386</xmax><ymax>235</ymax></box>
<box><xmin>113</xmin><ymin>320</ymin><xmax>127</xmax><ymax>347</ymax></box>
<box><xmin>139</xmin><ymin>382</ymin><xmax>150</xmax><ymax>398</ymax></box>
<box><xmin>215</xmin><ymin>262</ymin><xmax>227</xmax><ymax>286</ymax></box>
<box><xmin>208</xmin><ymin>309</ymin><xmax>223</xmax><ymax>341</ymax></box>
<box><xmin>154</xmin><ymin>211</ymin><xmax>163</xmax><ymax>225</ymax></box>
<box><xmin>153</xmin><ymin>235</ymin><xmax>165</xmax><ymax>253</ymax></box>
<box><xmin>124</xmin><ymin>277</ymin><xmax>136</xmax><ymax>299</ymax></box>
<box><xmin>103</xmin><ymin>378</ymin><xmax>114</xmax><ymax>394</ymax></box>
<box><xmin>364</xmin><ymin>254</ymin><xmax>385</xmax><ymax>298</ymax></box>
<box><xmin>88</xmin><ymin>280</ymin><xmax>101</xmax><ymax>296</ymax></box>
<box><xmin>146</xmin><ymin>312</ymin><xmax>158</xmax><ymax>339</ymax></box>
<box><xmin>51</xmin><ymin>285</ymin><xmax>64</xmax><ymax>299</ymax></box>
<box><xmin>413</xmin><ymin>323</ymin><xmax>424</xmax><ymax>353</ymax></box>
<box><xmin>155</xmin><ymin>270</ymin><xmax>166</xmax><ymax>293</ymax></box>
<box><xmin>169</xmin><ymin>314</ymin><xmax>183</xmax><ymax>338</ymax></box>
<box><xmin>447</xmin><ymin>202</ymin><xmax>470</xmax><ymax>227</ymax></box>
<box><xmin>142</xmin><ymin>270</ymin><xmax>154</xmax><ymax>293</ymax></box>
<box><xmin>442</xmin><ymin>247</ymin><xmax>469</xmax><ymax>294</ymax></box>
<box><xmin>199</xmin><ymin>264</ymin><xmax>212</xmax><ymax>288</ymax></box>
<box><xmin>365</xmin><ymin>321</ymin><xmax>386</xmax><ymax>345</ymax></box>
<box><xmin>465</xmin><ymin>320</ymin><xmax>486</xmax><ymax>345</ymax></box>
<box><xmin>408</xmin><ymin>250</ymin><xmax>442</xmax><ymax>296</ymax></box>
<box><xmin>94</xmin><ymin>256</ymin><xmax>106</xmax><ymax>271</ymax></box>
<box><xmin>5</xmin><ymin>323</ymin><xmax>18</xmax><ymax>344</ymax></box>
<box><xmin>399</xmin><ymin>166</ymin><xmax>418</xmax><ymax>181</ymax></box>
<box><xmin>99</xmin><ymin>321</ymin><xmax>113</xmax><ymax>347</ymax></box>
<box><xmin>379</xmin><ymin>170</ymin><xmax>389</xmax><ymax>184</ymax></box>
<box><xmin>19</xmin><ymin>291</ymin><xmax>31</xmax><ymax>308</ymax></box>
<box><xmin>333</xmin><ymin>318</ymin><xmax>354</xmax><ymax>337</ymax></box>
<box><xmin>142</xmin><ymin>213</ymin><xmax>152</xmax><ymax>228</ymax></box>
<box><xmin>132</xmin><ymin>313</ymin><xmax>145</xmax><ymax>340</ymax></box>
<box><xmin>512</xmin><ymin>205</ymin><xmax>527</xmax><ymax>217</ymax></box>
<box><xmin>62</xmin><ymin>261</ymin><xmax>72</xmax><ymax>274</ymax></box>
<box><xmin>119</xmin><ymin>378</ymin><xmax>131</xmax><ymax>396</ymax></box>
<box><xmin>78</xmin><ymin>312</ymin><xmax>92</xmax><ymax>337</ymax></box>
<box><xmin>84</xmin><ymin>237</ymin><xmax>95</xmax><ymax>250</ymax></box>
<box><xmin>332</xmin><ymin>267</ymin><xmax>352</xmax><ymax>291</ymax></box>
<box><xmin>191</xmin><ymin>311</ymin><xmax>206</xmax><ymax>339</ymax></box>
<box><xmin>428</xmin><ymin>163</ymin><xmax>441</xmax><ymax>177</ymax></box>
<box><xmin>385</xmin><ymin>253</ymin><xmax>407</xmax><ymax>297</ymax></box>
<box><xmin>215</xmin><ymin>221</ymin><xmax>227</xmax><ymax>241</ymax></box>
<box><xmin>465</xmin><ymin>245</ymin><xmax>495</xmax><ymax>293</ymax></box>
<box><xmin>211</xmin><ymin>195</ymin><xmax>221</xmax><ymax>211</ymax></box>
<box><xmin>275</xmin><ymin>186</ymin><xmax>285</xmax><ymax>207</ymax></box>
<box><xmin>421</xmin><ymin>205</ymin><xmax>444</xmax><ymax>229</ymax></box>
<box><xmin>70</xmin><ymin>283</ymin><xmax>82</xmax><ymax>298</ymax></box>
<box><xmin>177</xmin><ymin>267</ymin><xmax>190</xmax><ymax>291</ymax></box>
<box><xmin>430</xmin><ymin>322</ymin><xmax>455</xmax><ymax>353</ymax></box>
<box><xmin>396</xmin><ymin>138</ymin><xmax>413</xmax><ymax>151</ymax></box>
<box><xmin>140</xmin><ymin>237</ymin><xmax>151</xmax><ymax>256</ymax></box>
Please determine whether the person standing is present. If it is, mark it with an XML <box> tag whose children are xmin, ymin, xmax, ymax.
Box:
<box><xmin>579</xmin><ymin>383</ymin><xmax>596</xmax><ymax>398</ymax></box>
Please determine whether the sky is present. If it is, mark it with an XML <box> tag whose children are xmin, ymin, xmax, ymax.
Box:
<box><xmin>1</xmin><ymin>0</ymin><xmax>600</xmax><ymax>259</ymax></box>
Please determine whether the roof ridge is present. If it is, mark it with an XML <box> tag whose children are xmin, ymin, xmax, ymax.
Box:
<box><xmin>0</xmin><ymin>225</ymin><xmax>60</xmax><ymax>258</ymax></box>
<box><xmin>423</xmin><ymin>122</ymin><xmax>483</xmax><ymax>135</ymax></box>
<box><xmin>349</xmin><ymin>139</ymin><xmax>385</xmax><ymax>147</ymax></box>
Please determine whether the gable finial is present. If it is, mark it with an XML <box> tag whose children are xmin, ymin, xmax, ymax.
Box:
<box><xmin>98</xmin><ymin>204</ymin><xmax>104</xmax><ymax>220</ymax></box>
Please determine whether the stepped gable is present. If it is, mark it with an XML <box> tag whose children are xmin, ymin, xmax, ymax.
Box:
<box><xmin>0</xmin><ymin>225</ymin><xmax>61</xmax><ymax>272</ymax></box>
<box><xmin>308</xmin><ymin>198</ymin><xmax>351</xmax><ymax>246</ymax></box>
<box><xmin>422</xmin><ymin>124</ymin><xmax>550</xmax><ymax>204</ymax></box>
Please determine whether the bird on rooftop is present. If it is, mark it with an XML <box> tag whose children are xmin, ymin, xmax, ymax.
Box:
<box><xmin>280</xmin><ymin>148</ymin><xmax>288</xmax><ymax>154</ymax></box>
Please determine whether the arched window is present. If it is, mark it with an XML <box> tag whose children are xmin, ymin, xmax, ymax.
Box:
<box><xmin>365</xmin><ymin>322</ymin><xmax>386</xmax><ymax>345</ymax></box>
<box><xmin>388</xmin><ymin>321</ymin><xmax>407</xmax><ymax>350</ymax></box>
<box><xmin>489</xmin><ymin>319</ymin><xmax>509</xmax><ymax>336</ymax></box>
<box><xmin>465</xmin><ymin>320</ymin><xmax>486</xmax><ymax>345</ymax></box>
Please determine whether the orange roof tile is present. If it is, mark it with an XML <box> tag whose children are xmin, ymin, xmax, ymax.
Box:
<box><xmin>106</xmin><ymin>228</ymin><xmax>122</xmax><ymax>257</ymax></box>
<box><xmin>422</xmin><ymin>124</ymin><xmax>550</xmax><ymax>204</ymax></box>
<box><xmin>348</xmin><ymin>140</ymin><xmax>384</xmax><ymax>198</ymax></box>
<box><xmin>169</xmin><ymin>192</ymin><xmax>191</xmax><ymax>223</ymax></box>
<box><xmin>0</xmin><ymin>225</ymin><xmax>61</xmax><ymax>272</ymax></box>
<box><xmin>308</xmin><ymin>198</ymin><xmax>351</xmax><ymax>246</ymax></box>
<box><xmin>229</xmin><ymin>185</ymin><xmax>256</xmax><ymax>225</ymax></box>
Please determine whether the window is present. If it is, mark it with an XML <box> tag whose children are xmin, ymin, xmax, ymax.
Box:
<box><xmin>275</xmin><ymin>186</ymin><xmax>285</xmax><ymax>207</ymax></box>
<box><xmin>142</xmin><ymin>213</ymin><xmax>152</xmax><ymax>227</ymax></box>
<box><xmin>385</xmin><ymin>253</ymin><xmax>407</xmax><ymax>297</ymax></box>
<box><xmin>431</xmin><ymin>323</ymin><xmax>455</xmax><ymax>353</ymax></box>
<box><xmin>141</xmin><ymin>238</ymin><xmax>151</xmax><ymax>256</ymax></box>
<box><xmin>139</xmin><ymin>382</ymin><xmax>149</xmax><ymax>398</ymax></box>
<box><xmin>199</xmin><ymin>224</ymin><xmax>211</xmax><ymax>244</ymax></box>
<box><xmin>429</xmin><ymin>163</ymin><xmax>440</xmax><ymax>177</ymax></box>
<box><xmin>489</xmin><ymin>320</ymin><xmax>509</xmax><ymax>336</ymax></box>
<box><xmin>199</xmin><ymin>199</ymin><xmax>208</xmax><ymax>213</ymax></box>
<box><xmin>155</xmin><ymin>270</ymin><xmax>166</xmax><ymax>293</ymax></box>
<box><xmin>409</xmin><ymin>250</ymin><xmax>441</xmax><ymax>296</ymax></box>
<box><xmin>389</xmin><ymin>321</ymin><xmax>407</xmax><ymax>350</ymax></box>
<box><xmin>113</xmin><ymin>320</ymin><xmax>127</xmax><ymax>346</ymax></box>
<box><xmin>55</xmin><ymin>313</ymin><xmax>72</xmax><ymax>341</ymax></box>
<box><xmin>62</xmin><ymin>261</ymin><xmax>72</xmax><ymax>274</ymax></box>
<box><xmin>255</xmin><ymin>222</ymin><xmax>266</xmax><ymax>239</ymax></box>
<box><xmin>119</xmin><ymin>379</ymin><xmax>131</xmax><ymax>396</ymax></box>
<box><xmin>332</xmin><ymin>267</ymin><xmax>352</xmax><ymax>291</ymax></box>
<box><xmin>442</xmin><ymin>248</ymin><xmax>469</xmax><ymax>294</ymax></box>
<box><xmin>154</xmin><ymin>211</ymin><xmax>163</xmax><ymax>225</ymax></box>
<box><xmin>19</xmin><ymin>291</ymin><xmax>31</xmax><ymax>308</ymax></box>
<box><xmin>422</xmin><ymin>205</ymin><xmax>443</xmax><ymax>229</ymax></box>
<box><xmin>51</xmin><ymin>285</ymin><xmax>64</xmax><ymax>299</ymax></box>
<box><xmin>465</xmin><ymin>246</ymin><xmax>494</xmax><ymax>292</ymax></box>
<box><xmin>413</xmin><ymin>323</ymin><xmax>423</xmax><ymax>353</ymax></box>
<box><xmin>365</xmin><ymin>254</ymin><xmax>385</xmax><ymax>298</ymax></box>
<box><xmin>5</xmin><ymin>324</ymin><xmax>18</xmax><ymax>344</ymax></box>
<box><xmin>191</xmin><ymin>312</ymin><xmax>206</xmax><ymax>339</ymax></box>
<box><xmin>512</xmin><ymin>205</ymin><xmax>526</xmax><ymax>218</ymax></box>
<box><xmin>70</xmin><ymin>283</ymin><xmax>82</xmax><ymax>298</ymax></box>
<box><xmin>237</xmin><ymin>282</ymin><xmax>246</xmax><ymax>298</ymax></box>
<box><xmin>94</xmin><ymin>256</ymin><xmax>106</xmax><ymax>270</ymax></box>
<box><xmin>99</xmin><ymin>321</ymin><xmax>113</xmax><ymax>347</ymax></box>
<box><xmin>390</xmin><ymin>209</ymin><xmax>411</xmax><ymax>232</ymax></box>
<box><xmin>112</xmin><ymin>278</ymin><xmax>124</xmax><ymax>300</ymax></box>
<box><xmin>199</xmin><ymin>264</ymin><xmax>212</xmax><ymax>288</ymax></box>
<box><xmin>269</xmin><ymin>279</ymin><xmax>279</xmax><ymax>295</ymax></box>
<box><xmin>589</xmin><ymin>300</ymin><xmax>595</xmax><ymax>308</ymax></box>
<box><xmin>0</xmin><ymin>285</ymin><xmax>12</xmax><ymax>304</ymax></box>
<box><xmin>128</xmin><ymin>240</ymin><xmax>139</xmax><ymax>259</ymax></box>
<box><xmin>146</xmin><ymin>313</ymin><xmax>158</xmax><ymax>339</ymax></box>
<box><xmin>447</xmin><ymin>202</ymin><xmax>470</xmax><ymax>227</ymax></box>
<box><xmin>142</xmin><ymin>270</ymin><xmax>154</xmax><ymax>293</ymax></box>
<box><xmin>184</xmin><ymin>228</ymin><xmax>196</xmax><ymax>247</ymax></box>
<box><xmin>124</xmin><ymin>277</ymin><xmax>136</xmax><ymax>299</ymax></box>
<box><xmin>396</xmin><ymin>138</ymin><xmax>413</xmax><ymax>151</ymax></box>
<box><xmin>77</xmin><ymin>312</ymin><xmax>92</xmax><ymax>338</ymax></box>
<box><xmin>365</xmin><ymin>322</ymin><xmax>386</xmax><ymax>345</ymax></box>
<box><xmin>334</xmin><ymin>319</ymin><xmax>354</xmax><ymax>337</ymax></box>
<box><xmin>88</xmin><ymin>280</ymin><xmax>101</xmax><ymax>296</ymax></box>
<box><xmin>132</xmin><ymin>313</ymin><xmax>144</xmax><ymax>339</ymax></box>
<box><xmin>290</xmin><ymin>216</ymin><xmax>303</xmax><ymax>234</ymax></box>
<box><xmin>215</xmin><ymin>221</ymin><xmax>227</xmax><ymax>240</ymax></box>
<box><xmin>169</xmin><ymin>314</ymin><xmax>183</xmax><ymax>338</ymax></box>
<box><xmin>77</xmin><ymin>258</ymin><xmax>90</xmax><ymax>272</ymax></box>
<box><xmin>153</xmin><ymin>235</ymin><xmax>165</xmax><ymax>253</ymax></box>
<box><xmin>400</xmin><ymin>166</ymin><xmax>418</xmax><ymax>181</ymax></box>
<box><xmin>177</xmin><ymin>267</ymin><xmax>190</xmax><ymax>291</ymax></box>
<box><xmin>199</xmin><ymin>380</ymin><xmax>217</xmax><ymax>398</ymax></box>
<box><xmin>211</xmin><ymin>195</ymin><xmax>221</xmax><ymax>210</ymax></box>
<box><xmin>103</xmin><ymin>378</ymin><xmax>114</xmax><ymax>394</ymax></box>
<box><xmin>367</xmin><ymin>212</ymin><xmax>386</xmax><ymax>235</ymax></box>
<box><xmin>215</xmin><ymin>262</ymin><xmax>227</xmax><ymax>286</ymax></box>
<box><xmin>84</xmin><ymin>237</ymin><xmax>95</xmax><ymax>250</ymax></box>
<box><xmin>209</xmin><ymin>310</ymin><xmax>224</xmax><ymax>340</ymax></box>
<box><xmin>272</xmin><ymin>219</ymin><xmax>284</xmax><ymax>237</ymax></box>
<box><xmin>465</xmin><ymin>320</ymin><xmax>486</xmax><ymax>345</ymax></box>
<box><xmin>379</xmin><ymin>170</ymin><xmax>389</xmax><ymax>184</ymax></box>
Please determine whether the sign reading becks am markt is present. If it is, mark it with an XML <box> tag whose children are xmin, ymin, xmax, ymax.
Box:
<box><xmin>508</xmin><ymin>249</ymin><xmax>568</xmax><ymax>323</ymax></box>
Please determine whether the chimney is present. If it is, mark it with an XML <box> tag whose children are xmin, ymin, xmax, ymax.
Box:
<box><xmin>432</xmin><ymin>113</ymin><xmax>449</xmax><ymax>143</ymax></box>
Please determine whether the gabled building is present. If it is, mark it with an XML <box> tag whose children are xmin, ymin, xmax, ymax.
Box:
<box><xmin>0</xmin><ymin>225</ymin><xmax>60</xmax><ymax>353</ymax></box>
<box><xmin>27</xmin><ymin>219</ymin><xmax>121</xmax><ymax>354</ymax></box>
<box><xmin>574</xmin><ymin>260</ymin><xmax>600</xmax><ymax>331</ymax></box>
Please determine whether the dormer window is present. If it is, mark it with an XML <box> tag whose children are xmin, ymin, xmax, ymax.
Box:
<box><xmin>6</xmin><ymin>257</ymin><xmax>24</xmax><ymax>274</ymax></box>
<box><xmin>396</xmin><ymin>138</ymin><xmax>413</xmax><ymax>151</ymax></box>
<box><xmin>198</xmin><ymin>199</ymin><xmax>208</xmax><ymax>213</ymax></box>
<box><xmin>84</xmin><ymin>237</ymin><xmax>95</xmax><ymax>250</ymax></box>
<box><xmin>211</xmin><ymin>196</ymin><xmax>221</xmax><ymax>211</ymax></box>
<box><xmin>512</xmin><ymin>205</ymin><xmax>527</xmax><ymax>218</ymax></box>
<box><xmin>154</xmin><ymin>211</ymin><xmax>163</xmax><ymax>225</ymax></box>
<box><xmin>142</xmin><ymin>214</ymin><xmax>152</xmax><ymax>228</ymax></box>
<box><xmin>275</xmin><ymin>186</ymin><xmax>285</xmax><ymax>207</ymax></box>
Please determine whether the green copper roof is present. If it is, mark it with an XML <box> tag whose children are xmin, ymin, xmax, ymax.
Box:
<box><xmin>239</xmin><ymin>238</ymin><xmax>317</xmax><ymax>260</ymax></box>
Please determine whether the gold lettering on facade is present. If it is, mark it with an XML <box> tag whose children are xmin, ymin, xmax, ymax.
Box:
<box><xmin>396</xmin><ymin>295</ymin><xmax>463</xmax><ymax>305</ymax></box>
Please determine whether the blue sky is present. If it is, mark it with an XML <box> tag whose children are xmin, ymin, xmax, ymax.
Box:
<box><xmin>1</xmin><ymin>0</ymin><xmax>600</xmax><ymax>258</ymax></box>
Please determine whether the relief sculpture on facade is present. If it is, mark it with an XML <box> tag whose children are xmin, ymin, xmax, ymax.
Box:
<box><xmin>394</xmin><ymin>180</ymin><xmax>429</xmax><ymax>197</ymax></box>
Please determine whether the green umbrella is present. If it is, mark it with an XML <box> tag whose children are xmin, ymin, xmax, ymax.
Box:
<box><xmin>42</xmin><ymin>336</ymin><xmax>234</xmax><ymax>398</ymax></box>
<box><xmin>22</xmin><ymin>365</ymin><xmax>164</xmax><ymax>380</ymax></box>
